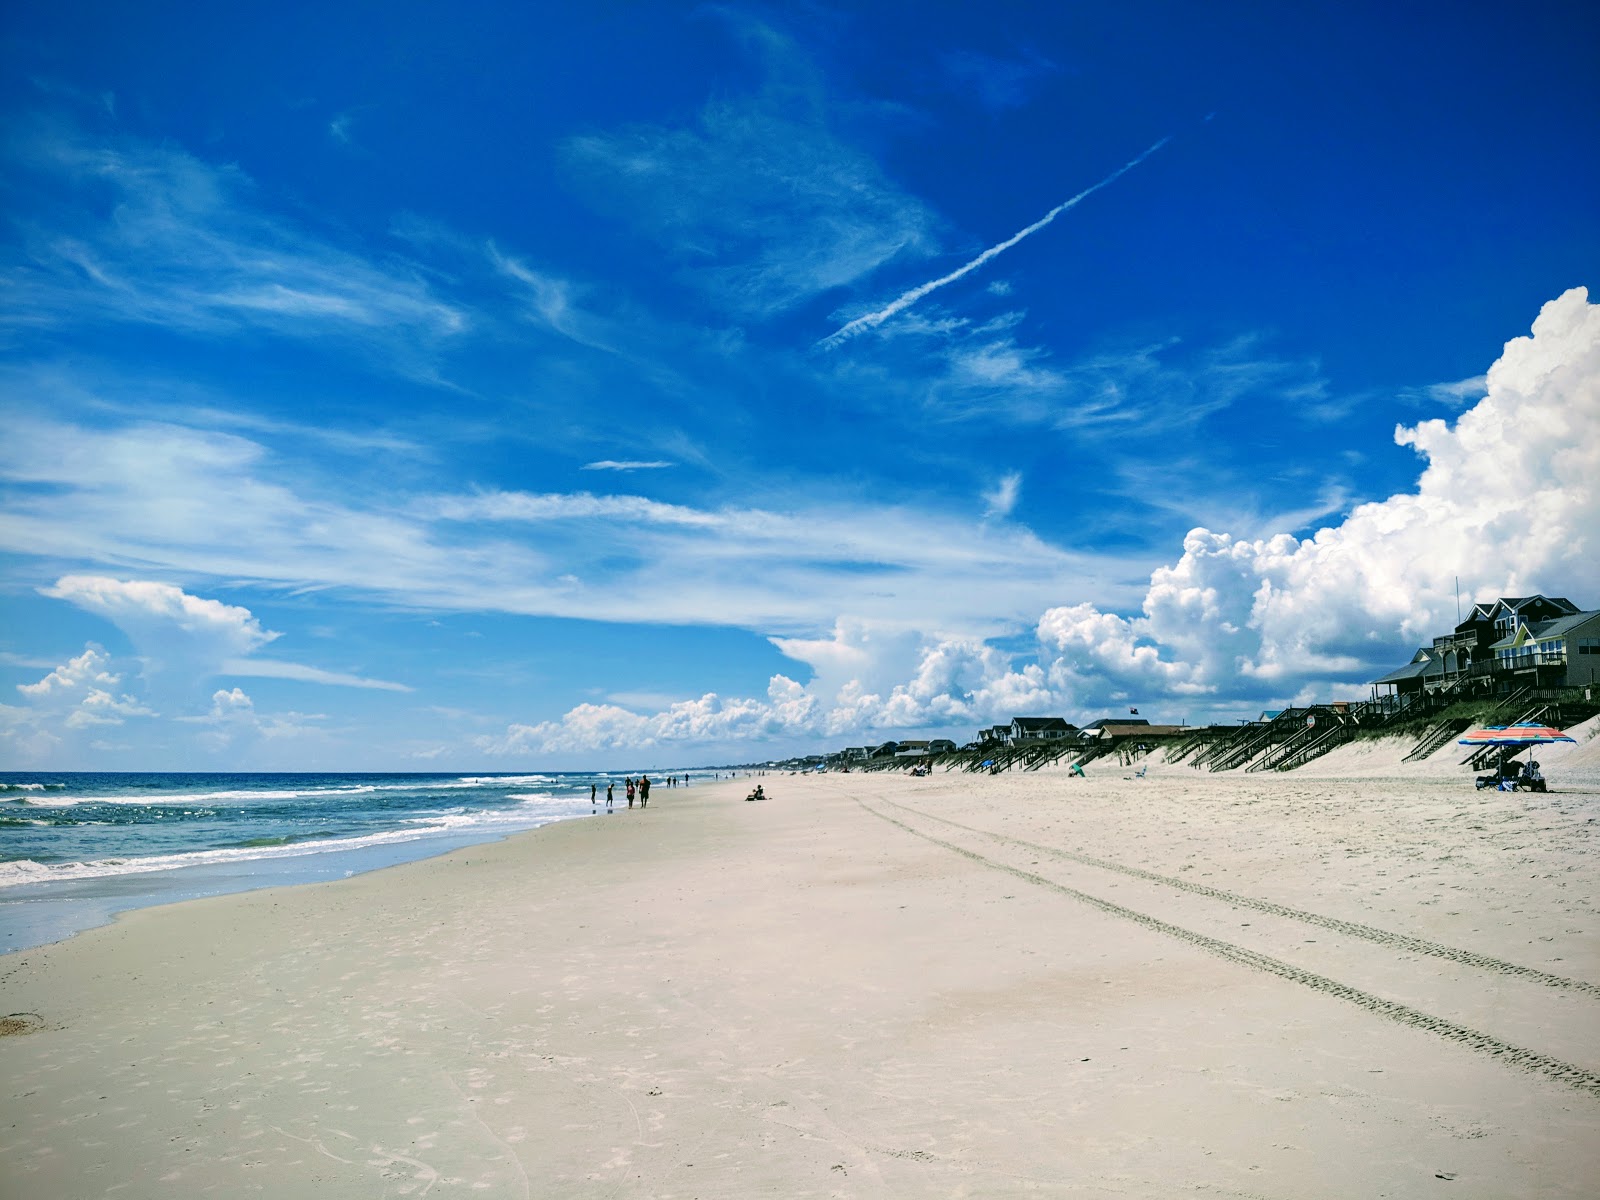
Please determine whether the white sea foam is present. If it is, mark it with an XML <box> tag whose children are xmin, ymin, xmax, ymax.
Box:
<box><xmin>0</xmin><ymin>805</ymin><xmax>576</xmax><ymax>889</ymax></box>
<box><xmin>455</xmin><ymin>775</ymin><xmax>556</xmax><ymax>786</ymax></box>
<box><xmin>85</xmin><ymin>784</ymin><xmax>384</xmax><ymax>806</ymax></box>
<box><xmin>63</xmin><ymin>780</ymin><xmax>555</xmax><ymax>805</ymax></box>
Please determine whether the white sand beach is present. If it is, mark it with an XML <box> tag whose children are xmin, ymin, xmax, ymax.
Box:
<box><xmin>3</xmin><ymin>740</ymin><xmax>1599</xmax><ymax>1198</ymax></box>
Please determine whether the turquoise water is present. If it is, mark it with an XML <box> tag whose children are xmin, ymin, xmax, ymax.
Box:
<box><xmin>0</xmin><ymin>771</ymin><xmax>652</xmax><ymax>952</ymax></box>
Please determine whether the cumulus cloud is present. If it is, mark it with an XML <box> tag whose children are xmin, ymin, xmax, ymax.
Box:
<box><xmin>176</xmin><ymin>686</ymin><xmax>328</xmax><ymax>751</ymax></box>
<box><xmin>42</xmin><ymin>576</ymin><xmax>406</xmax><ymax>693</ymax></box>
<box><xmin>487</xmin><ymin>621</ymin><xmax>1053</xmax><ymax>755</ymax></box>
<box><xmin>1033</xmin><ymin>286</ymin><xmax>1600</xmax><ymax>710</ymax></box>
<box><xmin>478</xmin><ymin>675</ymin><xmax>818</xmax><ymax>755</ymax></box>
<box><xmin>1</xmin><ymin>644</ymin><xmax>157</xmax><ymax>760</ymax></box>
<box><xmin>484</xmin><ymin>287</ymin><xmax>1600</xmax><ymax>753</ymax></box>
<box><xmin>16</xmin><ymin>643</ymin><xmax>125</xmax><ymax>700</ymax></box>
<box><xmin>45</xmin><ymin>575</ymin><xmax>278</xmax><ymax>664</ymax></box>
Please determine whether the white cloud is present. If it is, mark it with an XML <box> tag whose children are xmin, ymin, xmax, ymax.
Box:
<box><xmin>219</xmin><ymin>659</ymin><xmax>411</xmax><ymax>692</ymax></box>
<box><xmin>582</xmin><ymin>460</ymin><xmax>675</xmax><ymax>472</ymax></box>
<box><xmin>481</xmin><ymin>287</ymin><xmax>1600</xmax><ymax>751</ymax></box>
<box><xmin>177</xmin><ymin>686</ymin><xmax>328</xmax><ymax>750</ymax></box>
<box><xmin>489</xmin><ymin>621</ymin><xmax>1053</xmax><ymax>754</ymax></box>
<box><xmin>16</xmin><ymin>643</ymin><xmax>124</xmax><ymax>699</ymax></box>
<box><xmin>819</xmin><ymin>136</ymin><xmax>1170</xmax><ymax>348</ymax></box>
<box><xmin>479</xmin><ymin>679</ymin><xmax>814</xmax><ymax>756</ymax></box>
<box><xmin>6</xmin><ymin>119</ymin><xmax>467</xmax><ymax>366</ymax></box>
<box><xmin>1031</xmin><ymin>286</ymin><xmax>1600</xmax><ymax>709</ymax></box>
<box><xmin>42</xmin><ymin>576</ymin><xmax>405</xmax><ymax>694</ymax></box>
<box><xmin>2</xmin><ymin>409</ymin><xmax>1142</xmax><ymax>635</ymax></box>
<box><xmin>981</xmin><ymin>473</ymin><xmax>1022</xmax><ymax>519</ymax></box>
<box><xmin>563</xmin><ymin>15</ymin><xmax>935</xmax><ymax>317</ymax></box>
<box><xmin>3</xmin><ymin>644</ymin><xmax>156</xmax><ymax>759</ymax></box>
<box><xmin>44</xmin><ymin>575</ymin><xmax>278</xmax><ymax>662</ymax></box>
<box><xmin>1420</xmin><ymin>374</ymin><xmax>1489</xmax><ymax>407</ymax></box>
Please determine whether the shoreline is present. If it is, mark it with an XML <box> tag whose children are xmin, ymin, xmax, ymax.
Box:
<box><xmin>1</xmin><ymin>770</ymin><xmax>702</xmax><ymax>954</ymax></box>
<box><xmin>0</xmin><ymin>809</ymin><xmax>602</xmax><ymax>955</ymax></box>
<box><xmin>2</xmin><ymin>769</ymin><xmax>1596</xmax><ymax>1197</ymax></box>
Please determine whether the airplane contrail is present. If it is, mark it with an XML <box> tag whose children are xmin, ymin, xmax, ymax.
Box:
<box><xmin>816</xmin><ymin>135</ymin><xmax>1172</xmax><ymax>351</ymax></box>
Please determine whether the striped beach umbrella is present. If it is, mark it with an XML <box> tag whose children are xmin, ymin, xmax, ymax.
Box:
<box><xmin>1458</xmin><ymin>721</ymin><xmax>1577</xmax><ymax>747</ymax></box>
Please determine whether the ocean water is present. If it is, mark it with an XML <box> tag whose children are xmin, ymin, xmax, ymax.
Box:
<box><xmin>0</xmin><ymin>771</ymin><xmax>627</xmax><ymax>953</ymax></box>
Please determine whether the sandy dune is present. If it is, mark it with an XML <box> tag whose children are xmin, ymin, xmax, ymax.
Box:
<box><xmin>2</xmin><ymin>747</ymin><xmax>1598</xmax><ymax>1197</ymax></box>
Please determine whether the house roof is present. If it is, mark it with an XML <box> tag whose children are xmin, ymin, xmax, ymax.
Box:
<box><xmin>1369</xmin><ymin>646</ymin><xmax>1452</xmax><ymax>686</ymax></box>
<box><xmin>1488</xmin><ymin>595</ymin><xmax>1579</xmax><ymax>618</ymax></box>
<box><xmin>1011</xmin><ymin>716</ymin><xmax>1075</xmax><ymax>731</ymax></box>
<box><xmin>1488</xmin><ymin>609</ymin><xmax>1600</xmax><ymax>650</ymax></box>
<box><xmin>1080</xmin><ymin>717</ymin><xmax>1148</xmax><ymax>730</ymax></box>
<box><xmin>1091</xmin><ymin>723</ymin><xmax>1186</xmax><ymax>739</ymax></box>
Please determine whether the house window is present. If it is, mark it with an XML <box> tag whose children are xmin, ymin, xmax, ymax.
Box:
<box><xmin>1534</xmin><ymin>640</ymin><xmax>1566</xmax><ymax>665</ymax></box>
<box><xmin>1579</xmin><ymin>638</ymin><xmax>1600</xmax><ymax>655</ymax></box>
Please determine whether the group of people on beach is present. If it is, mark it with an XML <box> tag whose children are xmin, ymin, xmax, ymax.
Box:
<box><xmin>589</xmin><ymin>773</ymin><xmax>691</xmax><ymax>812</ymax></box>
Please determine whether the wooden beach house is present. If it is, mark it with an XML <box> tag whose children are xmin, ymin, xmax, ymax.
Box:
<box><xmin>1369</xmin><ymin>593</ymin><xmax>1591</xmax><ymax>702</ymax></box>
<box><xmin>1009</xmin><ymin>716</ymin><xmax>1075</xmax><ymax>743</ymax></box>
<box><xmin>1488</xmin><ymin>607</ymin><xmax>1600</xmax><ymax>690</ymax></box>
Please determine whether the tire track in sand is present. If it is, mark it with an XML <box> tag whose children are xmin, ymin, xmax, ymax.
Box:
<box><xmin>878</xmin><ymin>796</ymin><xmax>1600</xmax><ymax>1001</ymax></box>
<box><xmin>857</xmin><ymin>798</ymin><xmax>1600</xmax><ymax>1100</ymax></box>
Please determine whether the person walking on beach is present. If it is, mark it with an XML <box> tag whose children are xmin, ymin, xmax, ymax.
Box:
<box><xmin>590</xmin><ymin>783</ymin><xmax>596</xmax><ymax>807</ymax></box>
<box><xmin>626</xmin><ymin>777</ymin><xmax>635</xmax><ymax>808</ymax></box>
<box><xmin>639</xmin><ymin>774</ymin><xmax>651</xmax><ymax>808</ymax></box>
<box><xmin>606</xmin><ymin>782</ymin><xmax>614</xmax><ymax>811</ymax></box>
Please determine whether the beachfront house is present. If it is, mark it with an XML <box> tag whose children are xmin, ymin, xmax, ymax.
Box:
<box><xmin>1085</xmin><ymin>721</ymin><xmax>1186</xmax><ymax>741</ymax></box>
<box><xmin>978</xmin><ymin>725</ymin><xmax>1012</xmax><ymax>748</ymax></box>
<box><xmin>1369</xmin><ymin>647</ymin><xmax>1451</xmax><ymax>700</ymax></box>
<box><xmin>927</xmin><ymin>738</ymin><xmax>957</xmax><ymax>754</ymax></box>
<box><xmin>1489</xmin><ymin>607</ymin><xmax>1600</xmax><ymax>690</ymax></box>
<box><xmin>1369</xmin><ymin>593</ymin><xmax>1593</xmax><ymax>701</ymax></box>
<box><xmin>1009</xmin><ymin>716</ymin><xmax>1075</xmax><ymax>742</ymax></box>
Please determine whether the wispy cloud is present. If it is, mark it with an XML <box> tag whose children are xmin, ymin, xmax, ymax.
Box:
<box><xmin>562</xmin><ymin>15</ymin><xmax>936</xmax><ymax>318</ymax></box>
<box><xmin>940</xmin><ymin>48</ymin><xmax>1060</xmax><ymax>112</ymax></box>
<box><xmin>817</xmin><ymin>136</ymin><xmax>1171</xmax><ymax>349</ymax></box>
<box><xmin>1</xmin><ymin>408</ymin><xmax>1151</xmax><ymax>639</ymax></box>
<box><xmin>4</xmin><ymin>118</ymin><xmax>468</xmax><ymax>371</ymax></box>
<box><xmin>1412</xmin><ymin>374</ymin><xmax>1489</xmax><ymax>408</ymax></box>
<box><xmin>582</xmin><ymin>460</ymin><xmax>675</xmax><ymax>472</ymax></box>
<box><xmin>982</xmin><ymin>472</ymin><xmax>1022</xmax><ymax>518</ymax></box>
<box><xmin>220</xmin><ymin>658</ymin><xmax>411</xmax><ymax>691</ymax></box>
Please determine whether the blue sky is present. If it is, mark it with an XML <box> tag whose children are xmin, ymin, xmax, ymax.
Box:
<box><xmin>2</xmin><ymin>2</ymin><xmax>1597</xmax><ymax>769</ymax></box>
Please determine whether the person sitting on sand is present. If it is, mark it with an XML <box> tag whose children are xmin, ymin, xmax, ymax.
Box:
<box><xmin>1068</xmin><ymin>761</ymin><xmax>1086</xmax><ymax>778</ymax></box>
